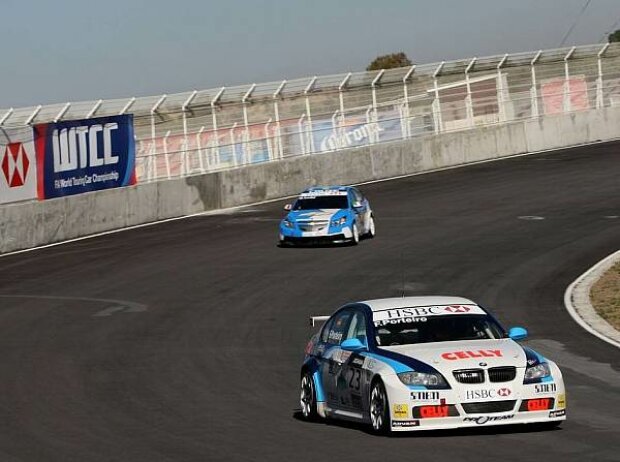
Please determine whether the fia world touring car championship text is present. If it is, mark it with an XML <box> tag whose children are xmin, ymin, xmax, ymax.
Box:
<box><xmin>54</xmin><ymin>171</ymin><xmax>120</xmax><ymax>190</ymax></box>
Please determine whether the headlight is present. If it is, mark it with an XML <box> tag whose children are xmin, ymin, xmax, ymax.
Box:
<box><xmin>523</xmin><ymin>363</ymin><xmax>551</xmax><ymax>383</ymax></box>
<box><xmin>398</xmin><ymin>371</ymin><xmax>448</xmax><ymax>387</ymax></box>
<box><xmin>331</xmin><ymin>217</ymin><xmax>347</xmax><ymax>226</ymax></box>
<box><xmin>283</xmin><ymin>219</ymin><xmax>294</xmax><ymax>229</ymax></box>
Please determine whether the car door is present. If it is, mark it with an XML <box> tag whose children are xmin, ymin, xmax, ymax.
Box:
<box><xmin>336</xmin><ymin>309</ymin><xmax>370</xmax><ymax>412</ymax></box>
<box><xmin>318</xmin><ymin>309</ymin><xmax>353</xmax><ymax>409</ymax></box>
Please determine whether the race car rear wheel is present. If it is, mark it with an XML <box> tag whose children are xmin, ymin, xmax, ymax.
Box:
<box><xmin>367</xmin><ymin>215</ymin><xmax>376</xmax><ymax>238</ymax></box>
<box><xmin>300</xmin><ymin>372</ymin><xmax>318</xmax><ymax>421</ymax></box>
<box><xmin>369</xmin><ymin>380</ymin><xmax>390</xmax><ymax>433</ymax></box>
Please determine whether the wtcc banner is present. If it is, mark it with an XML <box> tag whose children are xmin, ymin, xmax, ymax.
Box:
<box><xmin>34</xmin><ymin>114</ymin><xmax>136</xmax><ymax>199</ymax></box>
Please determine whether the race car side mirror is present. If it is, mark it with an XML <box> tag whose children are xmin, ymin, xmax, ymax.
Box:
<box><xmin>508</xmin><ymin>327</ymin><xmax>528</xmax><ymax>341</ymax></box>
<box><xmin>284</xmin><ymin>204</ymin><xmax>292</xmax><ymax>211</ymax></box>
<box><xmin>352</xmin><ymin>201</ymin><xmax>363</xmax><ymax>208</ymax></box>
<box><xmin>341</xmin><ymin>338</ymin><xmax>367</xmax><ymax>351</ymax></box>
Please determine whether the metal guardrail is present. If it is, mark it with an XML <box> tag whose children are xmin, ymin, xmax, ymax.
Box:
<box><xmin>2</xmin><ymin>43</ymin><xmax>620</xmax><ymax>184</ymax></box>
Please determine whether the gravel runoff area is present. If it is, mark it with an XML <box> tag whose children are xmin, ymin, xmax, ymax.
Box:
<box><xmin>591</xmin><ymin>260</ymin><xmax>620</xmax><ymax>331</ymax></box>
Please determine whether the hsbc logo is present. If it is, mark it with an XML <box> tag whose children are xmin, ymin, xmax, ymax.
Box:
<box><xmin>443</xmin><ymin>305</ymin><xmax>471</xmax><ymax>313</ymax></box>
<box><xmin>465</xmin><ymin>388</ymin><xmax>512</xmax><ymax>400</ymax></box>
<box><xmin>1</xmin><ymin>142</ymin><xmax>30</xmax><ymax>188</ymax></box>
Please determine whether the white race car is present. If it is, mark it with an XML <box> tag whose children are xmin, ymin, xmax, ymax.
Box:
<box><xmin>300</xmin><ymin>296</ymin><xmax>566</xmax><ymax>433</ymax></box>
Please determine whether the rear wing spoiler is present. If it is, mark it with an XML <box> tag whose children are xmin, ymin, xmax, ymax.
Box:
<box><xmin>310</xmin><ymin>315</ymin><xmax>330</xmax><ymax>327</ymax></box>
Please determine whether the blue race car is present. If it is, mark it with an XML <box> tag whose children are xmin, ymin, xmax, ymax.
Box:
<box><xmin>279</xmin><ymin>186</ymin><xmax>376</xmax><ymax>246</ymax></box>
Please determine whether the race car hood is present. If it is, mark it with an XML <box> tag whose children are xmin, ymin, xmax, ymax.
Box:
<box><xmin>381</xmin><ymin>339</ymin><xmax>526</xmax><ymax>374</ymax></box>
<box><xmin>286</xmin><ymin>209</ymin><xmax>345</xmax><ymax>222</ymax></box>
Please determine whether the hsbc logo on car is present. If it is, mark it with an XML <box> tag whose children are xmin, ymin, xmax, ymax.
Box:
<box><xmin>465</xmin><ymin>388</ymin><xmax>512</xmax><ymax>400</ymax></box>
<box><xmin>443</xmin><ymin>305</ymin><xmax>471</xmax><ymax>313</ymax></box>
<box><xmin>1</xmin><ymin>142</ymin><xmax>30</xmax><ymax>188</ymax></box>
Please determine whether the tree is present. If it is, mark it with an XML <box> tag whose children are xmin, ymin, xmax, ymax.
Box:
<box><xmin>367</xmin><ymin>52</ymin><xmax>413</xmax><ymax>71</ymax></box>
<box><xmin>609</xmin><ymin>29</ymin><xmax>620</xmax><ymax>42</ymax></box>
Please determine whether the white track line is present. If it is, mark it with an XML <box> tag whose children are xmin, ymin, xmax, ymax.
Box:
<box><xmin>564</xmin><ymin>250</ymin><xmax>620</xmax><ymax>350</ymax></box>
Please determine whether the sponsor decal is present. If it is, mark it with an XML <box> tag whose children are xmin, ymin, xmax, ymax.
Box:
<box><xmin>374</xmin><ymin>316</ymin><xmax>427</xmax><ymax>327</ymax></box>
<box><xmin>351</xmin><ymin>357</ymin><xmax>365</xmax><ymax>367</ymax></box>
<box><xmin>0</xmin><ymin>140</ymin><xmax>38</xmax><ymax>204</ymax></box>
<box><xmin>328</xmin><ymin>330</ymin><xmax>343</xmax><ymax>343</ymax></box>
<box><xmin>300</xmin><ymin>190</ymin><xmax>348</xmax><ymax>197</ymax></box>
<box><xmin>442</xmin><ymin>350</ymin><xmax>503</xmax><ymax>361</ymax></box>
<box><xmin>557</xmin><ymin>394</ymin><xmax>566</xmax><ymax>410</ymax></box>
<box><xmin>527</xmin><ymin>398</ymin><xmax>552</xmax><ymax>411</ymax></box>
<box><xmin>549</xmin><ymin>409</ymin><xmax>566</xmax><ymax>418</ymax></box>
<box><xmin>464</xmin><ymin>415</ymin><xmax>514</xmax><ymax>425</ymax></box>
<box><xmin>410</xmin><ymin>391</ymin><xmax>441</xmax><ymax>402</ymax></box>
<box><xmin>465</xmin><ymin>388</ymin><xmax>512</xmax><ymax>400</ymax></box>
<box><xmin>34</xmin><ymin>115</ymin><xmax>136</xmax><ymax>199</ymax></box>
<box><xmin>534</xmin><ymin>383</ymin><xmax>557</xmax><ymax>394</ymax></box>
<box><xmin>374</xmin><ymin>305</ymin><xmax>484</xmax><ymax>323</ymax></box>
<box><xmin>392</xmin><ymin>420</ymin><xmax>420</xmax><ymax>428</ymax></box>
<box><xmin>393</xmin><ymin>404</ymin><xmax>409</xmax><ymax>419</ymax></box>
<box><xmin>419</xmin><ymin>405</ymin><xmax>449</xmax><ymax>418</ymax></box>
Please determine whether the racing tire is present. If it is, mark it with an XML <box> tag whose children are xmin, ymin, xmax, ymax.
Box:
<box><xmin>369</xmin><ymin>380</ymin><xmax>390</xmax><ymax>434</ymax></box>
<box><xmin>350</xmin><ymin>223</ymin><xmax>360</xmax><ymax>246</ymax></box>
<box><xmin>366</xmin><ymin>215</ymin><xmax>376</xmax><ymax>239</ymax></box>
<box><xmin>300</xmin><ymin>372</ymin><xmax>319</xmax><ymax>421</ymax></box>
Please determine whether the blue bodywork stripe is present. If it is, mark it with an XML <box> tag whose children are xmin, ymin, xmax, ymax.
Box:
<box><xmin>312</xmin><ymin>370</ymin><xmax>326</xmax><ymax>402</ymax></box>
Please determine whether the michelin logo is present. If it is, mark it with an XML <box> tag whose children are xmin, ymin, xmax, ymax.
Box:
<box><xmin>53</xmin><ymin>123</ymin><xmax>119</xmax><ymax>173</ymax></box>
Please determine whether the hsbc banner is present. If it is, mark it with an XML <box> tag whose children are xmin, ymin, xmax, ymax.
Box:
<box><xmin>0</xmin><ymin>129</ymin><xmax>38</xmax><ymax>205</ymax></box>
<box><xmin>34</xmin><ymin>114</ymin><xmax>136</xmax><ymax>199</ymax></box>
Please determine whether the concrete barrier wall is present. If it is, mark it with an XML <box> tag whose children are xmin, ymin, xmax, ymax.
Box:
<box><xmin>1</xmin><ymin>107</ymin><xmax>618</xmax><ymax>254</ymax></box>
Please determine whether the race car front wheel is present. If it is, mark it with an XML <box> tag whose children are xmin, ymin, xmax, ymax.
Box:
<box><xmin>350</xmin><ymin>223</ymin><xmax>360</xmax><ymax>246</ymax></box>
<box><xmin>369</xmin><ymin>380</ymin><xmax>390</xmax><ymax>433</ymax></box>
<box><xmin>300</xmin><ymin>372</ymin><xmax>318</xmax><ymax>421</ymax></box>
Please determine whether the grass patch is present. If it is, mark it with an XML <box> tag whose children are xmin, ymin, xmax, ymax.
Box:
<box><xmin>591</xmin><ymin>261</ymin><xmax>620</xmax><ymax>331</ymax></box>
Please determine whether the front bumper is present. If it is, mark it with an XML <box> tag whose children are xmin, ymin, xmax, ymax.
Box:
<box><xmin>279</xmin><ymin>225</ymin><xmax>353</xmax><ymax>244</ymax></box>
<box><xmin>384</xmin><ymin>374</ymin><xmax>567</xmax><ymax>432</ymax></box>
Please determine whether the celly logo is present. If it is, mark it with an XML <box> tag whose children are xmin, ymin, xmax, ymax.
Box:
<box><xmin>52</xmin><ymin>123</ymin><xmax>119</xmax><ymax>173</ymax></box>
<box><xmin>1</xmin><ymin>143</ymin><xmax>30</xmax><ymax>188</ymax></box>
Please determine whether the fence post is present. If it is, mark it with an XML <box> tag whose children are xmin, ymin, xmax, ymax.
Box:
<box><xmin>563</xmin><ymin>46</ymin><xmax>576</xmax><ymax>114</ymax></box>
<box><xmin>273</xmin><ymin>80</ymin><xmax>286</xmax><ymax>159</ymax></box>
<box><xmin>432</xmin><ymin>62</ymin><xmax>444</xmax><ymax>133</ymax></box>
<box><xmin>24</xmin><ymin>105</ymin><xmax>42</xmax><ymax>126</ymax></box>
<box><xmin>163</xmin><ymin>130</ymin><xmax>171</xmax><ymax>179</ymax></box>
<box><xmin>229</xmin><ymin>122</ymin><xmax>238</xmax><ymax>166</ymax></box>
<box><xmin>150</xmin><ymin>94</ymin><xmax>167</xmax><ymax>143</ymax></box>
<box><xmin>181</xmin><ymin>90</ymin><xmax>198</xmax><ymax>176</ymax></box>
<box><xmin>465</xmin><ymin>57</ymin><xmax>477</xmax><ymax>128</ymax></box>
<box><xmin>197</xmin><ymin>126</ymin><xmax>206</xmax><ymax>172</ymax></box>
<box><xmin>496</xmin><ymin>54</ymin><xmax>508</xmax><ymax>122</ymax></box>
<box><xmin>242</xmin><ymin>84</ymin><xmax>257</xmax><ymax>165</ymax></box>
<box><xmin>211</xmin><ymin>87</ymin><xmax>225</xmax><ymax>166</ymax></box>
<box><xmin>0</xmin><ymin>108</ymin><xmax>14</xmax><ymax>127</ymax></box>
<box><xmin>304</xmin><ymin>76</ymin><xmax>317</xmax><ymax>153</ymax></box>
<box><xmin>596</xmin><ymin>43</ymin><xmax>610</xmax><ymax>109</ymax></box>
<box><xmin>264</xmin><ymin>118</ymin><xmax>273</xmax><ymax>161</ymax></box>
<box><xmin>87</xmin><ymin>99</ymin><xmax>103</xmax><ymax>119</ymax></box>
<box><xmin>371</xmin><ymin>69</ymin><xmax>385</xmax><ymax>142</ymax></box>
<box><xmin>297</xmin><ymin>114</ymin><xmax>306</xmax><ymax>155</ymax></box>
<box><xmin>530</xmin><ymin>51</ymin><xmax>542</xmax><ymax>118</ymax></box>
<box><xmin>119</xmin><ymin>97</ymin><xmax>136</xmax><ymax>115</ymax></box>
<box><xmin>338</xmin><ymin>73</ymin><xmax>352</xmax><ymax>132</ymax></box>
<box><xmin>402</xmin><ymin>65</ymin><xmax>416</xmax><ymax>138</ymax></box>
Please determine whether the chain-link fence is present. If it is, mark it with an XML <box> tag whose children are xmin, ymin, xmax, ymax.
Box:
<box><xmin>2</xmin><ymin>43</ymin><xmax>620</xmax><ymax>183</ymax></box>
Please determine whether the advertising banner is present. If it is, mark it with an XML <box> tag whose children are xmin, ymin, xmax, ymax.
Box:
<box><xmin>34</xmin><ymin>114</ymin><xmax>136</xmax><ymax>199</ymax></box>
<box><xmin>0</xmin><ymin>128</ymin><xmax>38</xmax><ymax>204</ymax></box>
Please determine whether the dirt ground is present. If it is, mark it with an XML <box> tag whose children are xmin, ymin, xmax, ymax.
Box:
<box><xmin>591</xmin><ymin>261</ymin><xmax>620</xmax><ymax>331</ymax></box>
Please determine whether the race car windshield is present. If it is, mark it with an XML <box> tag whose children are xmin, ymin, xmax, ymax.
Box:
<box><xmin>373</xmin><ymin>315</ymin><xmax>506</xmax><ymax>346</ymax></box>
<box><xmin>293</xmin><ymin>196</ymin><xmax>349</xmax><ymax>210</ymax></box>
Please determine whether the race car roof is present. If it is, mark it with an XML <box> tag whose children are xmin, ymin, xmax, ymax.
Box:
<box><xmin>361</xmin><ymin>296</ymin><xmax>479</xmax><ymax>312</ymax></box>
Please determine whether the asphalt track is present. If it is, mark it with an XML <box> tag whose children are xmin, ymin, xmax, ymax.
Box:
<box><xmin>0</xmin><ymin>142</ymin><xmax>619</xmax><ymax>462</ymax></box>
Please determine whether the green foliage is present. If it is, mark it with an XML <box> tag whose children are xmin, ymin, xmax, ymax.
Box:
<box><xmin>608</xmin><ymin>29</ymin><xmax>620</xmax><ymax>43</ymax></box>
<box><xmin>367</xmin><ymin>52</ymin><xmax>413</xmax><ymax>71</ymax></box>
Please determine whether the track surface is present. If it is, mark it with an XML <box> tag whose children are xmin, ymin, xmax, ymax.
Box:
<box><xmin>1</xmin><ymin>143</ymin><xmax>619</xmax><ymax>461</ymax></box>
